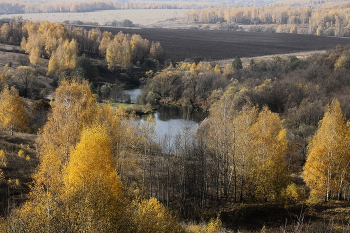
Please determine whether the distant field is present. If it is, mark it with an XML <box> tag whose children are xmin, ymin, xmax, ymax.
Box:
<box><xmin>92</xmin><ymin>27</ymin><xmax>350</xmax><ymax>62</ymax></box>
<box><xmin>0</xmin><ymin>9</ymin><xmax>188</xmax><ymax>26</ymax></box>
<box><xmin>2</xmin><ymin>9</ymin><xmax>350</xmax><ymax>62</ymax></box>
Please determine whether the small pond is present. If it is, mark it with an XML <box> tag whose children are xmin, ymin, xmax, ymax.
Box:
<box><xmin>125</xmin><ymin>89</ymin><xmax>208</xmax><ymax>153</ymax></box>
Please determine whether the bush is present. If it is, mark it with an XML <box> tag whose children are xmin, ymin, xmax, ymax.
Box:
<box><xmin>17</xmin><ymin>149</ymin><xmax>26</xmax><ymax>158</ymax></box>
<box><xmin>0</xmin><ymin>169</ymin><xmax>5</xmax><ymax>184</ymax></box>
<box><xmin>185</xmin><ymin>218</ymin><xmax>222</xmax><ymax>233</ymax></box>
<box><xmin>0</xmin><ymin>150</ymin><xmax>7</xmax><ymax>167</ymax></box>
<box><xmin>281</xmin><ymin>183</ymin><xmax>306</xmax><ymax>203</ymax></box>
<box><xmin>131</xmin><ymin>197</ymin><xmax>184</xmax><ymax>233</ymax></box>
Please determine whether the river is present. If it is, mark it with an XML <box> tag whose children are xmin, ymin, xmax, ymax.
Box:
<box><xmin>124</xmin><ymin>89</ymin><xmax>208</xmax><ymax>153</ymax></box>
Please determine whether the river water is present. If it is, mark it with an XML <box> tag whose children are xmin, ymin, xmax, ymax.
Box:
<box><xmin>124</xmin><ymin>89</ymin><xmax>207</xmax><ymax>153</ymax></box>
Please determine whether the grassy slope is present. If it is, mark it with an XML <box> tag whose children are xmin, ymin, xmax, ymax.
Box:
<box><xmin>0</xmin><ymin>131</ymin><xmax>38</xmax><ymax>216</ymax></box>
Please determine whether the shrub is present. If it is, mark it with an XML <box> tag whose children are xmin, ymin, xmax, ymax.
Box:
<box><xmin>185</xmin><ymin>218</ymin><xmax>222</xmax><ymax>233</ymax></box>
<box><xmin>0</xmin><ymin>150</ymin><xmax>7</xmax><ymax>167</ymax></box>
<box><xmin>131</xmin><ymin>197</ymin><xmax>184</xmax><ymax>233</ymax></box>
<box><xmin>18</xmin><ymin>149</ymin><xmax>26</xmax><ymax>158</ymax></box>
<box><xmin>206</xmin><ymin>218</ymin><xmax>222</xmax><ymax>233</ymax></box>
<box><xmin>0</xmin><ymin>169</ymin><xmax>5</xmax><ymax>184</ymax></box>
<box><xmin>281</xmin><ymin>183</ymin><xmax>306</xmax><ymax>203</ymax></box>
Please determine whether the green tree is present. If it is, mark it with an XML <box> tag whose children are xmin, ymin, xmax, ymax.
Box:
<box><xmin>232</xmin><ymin>56</ymin><xmax>243</xmax><ymax>70</ymax></box>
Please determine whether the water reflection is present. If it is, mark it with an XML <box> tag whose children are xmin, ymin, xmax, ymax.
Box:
<box><xmin>126</xmin><ymin>88</ymin><xmax>208</xmax><ymax>153</ymax></box>
<box><xmin>124</xmin><ymin>89</ymin><xmax>141</xmax><ymax>104</ymax></box>
<box><xmin>156</xmin><ymin>105</ymin><xmax>207</xmax><ymax>123</ymax></box>
<box><xmin>144</xmin><ymin>105</ymin><xmax>208</xmax><ymax>153</ymax></box>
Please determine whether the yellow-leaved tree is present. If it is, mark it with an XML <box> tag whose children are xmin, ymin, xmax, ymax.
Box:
<box><xmin>0</xmin><ymin>86</ymin><xmax>29</xmax><ymax>135</ymax></box>
<box><xmin>131</xmin><ymin>197</ymin><xmax>184</xmax><ymax>233</ymax></box>
<box><xmin>5</xmin><ymin>79</ymin><xmax>98</xmax><ymax>231</ymax></box>
<box><xmin>303</xmin><ymin>100</ymin><xmax>350</xmax><ymax>201</ymax></box>
<box><xmin>62</xmin><ymin>125</ymin><xmax>127</xmax><ymax>232</ymax></box>
<box><xmin>47</xmin><ymin>39</ymin><xmax>78</xmax><ymax>74</ymax></box>
<box><xmin>249</xmin><ymin>106</ymin><xmax>290</xmax><ymax>201</ymax></box>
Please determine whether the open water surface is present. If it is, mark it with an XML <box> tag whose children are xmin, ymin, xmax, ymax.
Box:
<box><xmin>125</xmin><ymin>89</ymin><xmax>207</xmax><ymax>153</ymax></box>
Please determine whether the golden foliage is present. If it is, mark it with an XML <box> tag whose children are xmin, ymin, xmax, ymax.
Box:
<box><xmin>34</xmin><ymin>79</ymin><xmax>97</xmax><ymax>204</ymax></box>
<box><xmin>0</xmin><ymin>169</ymin><xmax>5</xmax><ymax>184</ymax></box>
<box><xmin>17</xmin><ymin>149</ymin><xmax>26</xmax><ymax>158</ymax></box>
<box><xmin>204</xmin><ymin>97</ymin><xmax>290</xmax><ymax>201</ymax></box>
<box><xmin>281</xmin><ymin>183</ymin><xmax>306</xmax><ymax>203</ymax></box>
<box><xmin>48</xmin><ymin>39</ymin><xmax>78</xmax><ymax>74</ymax></box>
<box><xmin>63</xmin><ymin>125</ymin><xmax>126</xmax><ymax>232</ymax></box>
<box><xmin>0</xmin><ymin>149</ymin><xmax>6</xmax><ymax>167</ymax></box>
<box><xmin>0</xmin><ymin>86</ymin><xmax>29</xmax><ymax>135</ymax></box>
<box><xmin>132</xmin><ymin>197</ymin><xmax>184</xmax><ymax>233</ymax></box>
<box><xmin>186</xmin><ymin>218</ymin><xmax>222</xmax><ymax>233</ymax></box>
<box><xmin>249</xmin><ymin>107</ymin><xmax>290</xmax><ymax>201</ymax></box>
<box><xmin>303</xmin><ymin>100</ymin><xmax>350</xmax><ymax>201</ymax></box>
<box><xmin>0</xmin><ymin>73</ymin><xmax>6</xmax><ymax>92</ymax></box>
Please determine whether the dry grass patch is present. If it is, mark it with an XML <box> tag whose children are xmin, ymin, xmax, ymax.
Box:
<box><xmin>0</xmin><ymin>131</ymin><xmax>38</xmax><ymax>216</ymax></box>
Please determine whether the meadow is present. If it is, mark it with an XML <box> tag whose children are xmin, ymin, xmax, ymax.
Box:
<box><xmin>0</xmin><ymin>9</ymin><xmax>188</xmax><ymax>27</ymax></box>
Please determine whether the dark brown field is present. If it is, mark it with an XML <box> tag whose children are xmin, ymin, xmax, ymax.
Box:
<box><xmin>96</xmin><ymin>27</ymin><xmax>350</xmax><ymax>62</ymax></box>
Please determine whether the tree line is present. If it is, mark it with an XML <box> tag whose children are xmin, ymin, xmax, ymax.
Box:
<box><xmin>19</xmin><ymin>21</ymin><xmax>164</xmax><ymax>71</ymax></box>
<box><xmin>0</xmin><ymin>0</ymin><xmax>209</xmax><ymax>15</ymax></box>
<box><xmin>0</xmin><ymin>19</ymin><xmax>164</xmax><ymax>96</ymax></box>
<box><xmin>185</xmin><ymin>2</ymin><xmax>350</xmax><ymax>36</ymax></box>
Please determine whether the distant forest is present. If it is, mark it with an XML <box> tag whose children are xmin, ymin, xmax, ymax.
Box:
<box><xmin>0</xmin><ymin>0</ymin><xmax>346</xmax><ymax>15</ymax></box>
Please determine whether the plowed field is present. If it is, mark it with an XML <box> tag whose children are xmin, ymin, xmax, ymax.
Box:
<box><xmin>97</xmin><ymin>27</ymin><xmax>350</xmax><ymax>62</ymax></box>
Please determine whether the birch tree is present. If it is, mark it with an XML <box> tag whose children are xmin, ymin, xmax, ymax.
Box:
<box><xmin>0</xmin><ymin>86</ymin><xmax>29</xmax><ymax>135</ymax></box>
<box><xmin>303</xmin><ymin>100</ymin><xmax>350</xmax><ymax>201</ymax></box>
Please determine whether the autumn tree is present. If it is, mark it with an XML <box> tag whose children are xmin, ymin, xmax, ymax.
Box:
<box><xmin>22</xmin><ymin>21</ymin><xmax>69</xmax><ymax>63</ymax></box>
<box><xmin>303</xmin><ymin>100</ymin><xmax>350</xmax><ymax>201</ymax></box>
<box><xmin>106</xmin><ymin>32</ymin><xmax>132</xmax><ymax>69</ymax></box>
<box><xmin>0</xmin><ymin>149</ymin><xmax>7</xmax><ymax>167</ymax></box>
<box><xmin>48</xmin><ymin>39</ymin><xmax>78</xmax><ymax>74</ymax></box>
<box><xmin>131</xmin><ymin>34</ymin><xmax>150</xmax><ymax>64</ymax></box>
<box><xmin>233</xmin><ymin>104</ymin><xmax>258</xmax><ymax>202</ymax></box>
<box><xmin>0</xmin><ymin>23</ymin><xmax>10</xmax><ymax>45</ymax></box>
<box><xmin>62</xmin><ymin>125</ymin><xmax>127</xmax><ymax>232</ymax></box>
<box><xmin>149</xmin><ymin>41</ymin><xmax>164</xmax><ymax>63</ymax></box>
<box><xmin>26</xmin><ymin>80</ymin><xmax>97</xmax><ymax>229</ymax></box>
<box><xmin>131</xmin><ymin>197</ymin><xmax>184</xmax><ymax>233</ymax></box>
<box><xmin>13</xmin><ymin>66</ymin><xmax>37</xmax><ymax>98</ymax></box>
<box><xmin>5</xmin><ymin>79</ymin><xmax>98</xmax><ymax>231</ymax></box>
<box><xmin>0</xmin><ymin>86</ymin><xmax>29</xmax><ymax>135</ymax></box>
<box><xmin>99</xmin><ymin>31</ymin><xmax>113</xmax><ymax>57</ymax></box>
<box><xmin>204</xmin><ymin>89</ymin><xmax>236</xmax><ymax>200</ymax></box>
<box><xmin>249</xmin><ymin>106</ymin><xmax>290</xmax><ymax>201</ymax></box>
<box><xmin>0</xmin><ymin>72</ymin><xmax>6</xmax><ymax>92</ymax></box>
